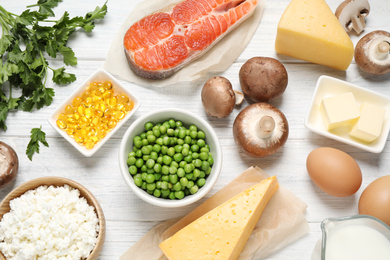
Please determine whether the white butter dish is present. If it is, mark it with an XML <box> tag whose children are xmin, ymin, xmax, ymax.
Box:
<box><xmin>304</xmin><ymin>75</ymin><xmax>390</xmax><ymax>153</ymax></box>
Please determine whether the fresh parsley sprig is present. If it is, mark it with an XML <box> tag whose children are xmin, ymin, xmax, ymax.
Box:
<box><xmin>0</xmin><ymin>0</ymin><xmax>108</xmax><ymax>160</ymax></box>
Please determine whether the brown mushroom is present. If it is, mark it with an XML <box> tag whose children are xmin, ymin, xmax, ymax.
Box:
<box><xmin>201</xmin><ymin>76</ymin><xmax>244</xmax><ymax>118</ymax></box>
<box><xmin>355</xmin><ymin>30</ymin><xmax>390</xmax><ymax>75</ymax></box>
<box><xmin>335</xmin><ymin>0</ymin><xmax>370</xmax><ymax>35</ymax></box>
<box><xmin>0</xmin><ymin>141</ymin><xmax>19</xmax><ymax>188</ymax></box>
<box><xmin>239</xmin><ymin>57</ymin><xmax>288</xmax><ymax>103</ymax></box>
<box><xmin>233</xmin><ymin>103</ymin><xmax>289</xmax><ymax>157</ymax></box>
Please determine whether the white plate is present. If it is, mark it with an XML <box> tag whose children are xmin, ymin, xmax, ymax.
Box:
<box><xmin>49</xmin><ymin>69</ymin><xmax>140</xmax><ymax>157</ymax></box>
<box><xmin>304</xmin><ymin>75</ymin><xmax>390</xmax><ymax>153</ymax></box>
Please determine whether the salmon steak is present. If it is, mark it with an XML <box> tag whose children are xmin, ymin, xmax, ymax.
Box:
<box><xmin>124</xmin><ymin>0</ymin><xmax>259</xmax><ymax>80</ymax></box>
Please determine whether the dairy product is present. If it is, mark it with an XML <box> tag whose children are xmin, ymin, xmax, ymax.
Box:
<box><xmin>320</xmin><ymin>92</ymin><xmax>360</xmax><ymax>130</ymax></box>
<box><xmin>325</xmin><ymin>224</ymin><xmax>390</xmax><ymax>260</ymax></box>
<box><xmin>0</xmin><ymin>185</ymin><xmax>99</xmax><ymax>259</ymax></box>
<box><xmin>159</xmin><ymin>176</ymin><xmax>279</xmax><ymax>260</ymax></box>
<box><xmin>275</xmin><ymin>0</ymin><xmax>354</xmax><ymax>70</ymax></box>
<box><xmin>350</xmin><ymin>102</ymin><xmax>385</xmax><ymax>142</ymax></box>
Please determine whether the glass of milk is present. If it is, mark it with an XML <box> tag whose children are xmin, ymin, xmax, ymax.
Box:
<box><xmin>311</xmin><ymin>215</ymin><xmax>390</xmax><ymax>260</ymax></box>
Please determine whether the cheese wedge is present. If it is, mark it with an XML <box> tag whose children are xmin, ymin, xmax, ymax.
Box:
<box><xmin>159</xmin><ymin>176</ymin><xmax>279</xmax><ymax>260</ymax></box>
<box><xmin>275</xmin><ymin>0</ymin><xmax>354</xmax><ymax>70</ymax></box>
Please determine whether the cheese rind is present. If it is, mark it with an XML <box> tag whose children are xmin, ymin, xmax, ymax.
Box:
<box><xmin>350</xmin><ymin>102</ymin><xmax>385</xmax><ymax>142</ymax></box>
<box><xmin>275</xmin><ymin>0</ymin><xmax>354</xmax><ymax>70</ymax></box>
<box><xmin>320</xmin><ymin>92</ymin><xmax>360</xmax><ymax>130</ymax></box>
<box><xmin>159</xmin><ymin>176</ymin><xmax>279</xmax><ymax>260</ymax></box>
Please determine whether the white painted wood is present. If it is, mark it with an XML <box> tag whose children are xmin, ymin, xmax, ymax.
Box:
<box><xmin>1</xmin><ymin>0</ymin><xmax>390</xmax><ymax>259</ymax></box>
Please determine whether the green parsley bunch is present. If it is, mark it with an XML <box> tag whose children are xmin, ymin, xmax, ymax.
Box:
<box><xmin>0</xmin><ymin>0</ymin><xmax>107</xmax><ymax>160</ymax></box>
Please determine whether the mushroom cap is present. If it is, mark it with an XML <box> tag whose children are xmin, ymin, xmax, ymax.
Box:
<box><xmin>0</xmin><ymin>141</ymin><xmax>19</xmax><ymax>188</ymax></box>
<box><xmin>335</xmin><ymin>0</ymin><xmax>370</xmax><ymax>35</ymax></box>
<box><xmin>239</xmin><ymin>57</ymin><xmax>288</xmax><ymax>103</ymax></box>
<box><xmin>233</xmin><ymin>103</ymin><xmax>289</xmax><ymax>158</ymax></box>
<box><xmin>201</xmin><ymin>76</ymin><xmax>236</xmax><ymax>118</ymax></box>
<box><xmin>355</xmin><ymin>30</ymin><xmax>390</xmax><ymax>75</ymax></box>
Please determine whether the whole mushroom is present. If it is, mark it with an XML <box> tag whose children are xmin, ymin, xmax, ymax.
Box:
<box><xmin>201</xmin><ymin>76</ymin><xmax>243</xmax><ymax>118</ymax></box>
<box><xmin>335</xmin><ymin>0</ymin><xmax>370</xmax><ymax>35</ymax></box>
<box><xmin>233</xmin><ymin>103</ymin><xmax>289</xmax><ymax>157</ymax></box>
<box><xmin>239</xmin><ymin>57</ymin><xmax>288</xmax><ymax>103</ymax></box>
<box><xmin>0</xmin><ymin>141</ymin><xmax>19</xmax><ymax>188</ymax></box>
<box><xmin>355</xmin><ymin>30</ymin><xmax>390</xmax><ymax>75</ymax></box>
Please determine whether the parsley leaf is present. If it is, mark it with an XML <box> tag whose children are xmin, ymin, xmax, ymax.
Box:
<box><xmin>0</xmin><ymin>1</ymin><xmax>108</xmax><ymax>159</ymax></box>
<box><xmin>26</xmin><ymin>126</ymin><xmax>49</xmax><ymax>161</ymax></box>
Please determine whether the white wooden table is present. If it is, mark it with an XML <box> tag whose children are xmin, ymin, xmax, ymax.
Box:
<box><xmin>1</xmin><ymin>0</ymin><xmax>390</xmax><ymax>259</ymax></box>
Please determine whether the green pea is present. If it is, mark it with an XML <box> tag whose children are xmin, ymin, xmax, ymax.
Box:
<box><xmin>177</xmin><ymin>168</ymin><xmax>185</xmax><ymax>178</ymax></box>
<box><xmin>182</xmin><ymin>147</ymin><xmax>189</xmax><ymax>156</ymax></box>
<box><xmin>186</xmin><ymin>173</ymin><xmax>193</xmax><ymax>180</ymax></box>
<box><xmin>169</xmin><ymin>166</ymin><xmax>177</xmax><ymax>174</ymax></box>
<box><xmin>184</xmin><ymin>163</ymin><xmax>194</xmax><ymax>173</ymax></box>
<box><xmin>197</xmin><ymin>131</ymin><xmax>205</xmax><ymax>139</ymax></box>
<box><xmin>190</xmin><ymin>185</ymin><xmax>199</xmax><ymax>194</ymax></box>
<box><xmin>178</xmin><ymin>129</ymin><xmax>186</xmax><ymax>139</ymax></box>
<box><xmin>161</xmin><ymin>146</ymin><xmax>168</xmax><ymax>155</ymax></box>
<box><xmin>192</xmin><ymin>152</ymin><xmax>199</xmax><ymax>159</ymax></box>
<box><xmin>161</xmin><ymin>181</ymin><xmax>169</xmax><ymax>190</ymax></box>
<box><xmin>146</xmin><ymin>159</ymin><xmax>155</xmax><ymax>169</ymax></box>
<box><xmin>175</xmin><ymin>120</ymin><xmax>183</xmax><ymax>128</ymax></box>
<box><xmin>147</xmin><ymin>183</ymin><xmax>156</xmax><ymax>191</ymax></box>
<box><xmin>199</xmin><ymin>171</ymin><xmax>206</xmax><ymax>178</ymax></box>
<box><xmin>154</xmin><ymin>174</ymin><xmax>161</xmax><ymax>181</ymax></box>
<box><xmin>208</xmin><ymin>155</ymin><xmax>214</xmax><ymax>165</ymax></box>
<box><xmin>153</xmin><ymin>163</ymin><xmax>162</xmax><ymax>173</ymax></box>
<box><xmin>183</xmin><ymin>143</ymin><xmax>190</xmax><ymax>149</ymax></box>
<box><xmin>169</xmin><ymin>119</ymin><xmax>176</xmax><ymax>128</ymax></box>
<box><xmin>128</xmin><ymin>151</ymin><xmax>136</xmax><ymax>157</ymax></box>
<box><xmin>134</xmin><ymin>176</ymin><xmax>142</xmax><ymax>187</ymax></box>
<box><xmin>193</xmin><ymin>169</ymin><xmax>201</xmax><ymax>178</ymax></box>
<box><xmin>189</xmin><ymin>125</ymin><xmax>197</xmax><ymax>132</ymax></box>
<box><xmin>127</xmin><ymin>156</ymin><xmax>136</xmax><ymax>166</ymax></box>
<box><xmin>141</xmin><ymin>139</ymin><xmax>149</xmax><ymax>146</ymax></box>
<box><xmin>146</xmin><ymin>174</ymin><xmax>155</xmax><ymax>183</ymax></box>
<box><xmin>162</xmin><ymin>155</ymin><xmax>172</xmax><ymax>165</ymax></box>
<box><xmin>153</xmin><ymin>189</ymin><xmax>161</xmax><ymax>198</ymax></box>
<box><xmin>135</xmin><ymin>158</ymin><xmax>144</xmax><ymax>168</ymax></box>
<box><xmin>141</xmin><ymin>146</ymin><xmax>151</xmax><ymax>155</ymax></box>
<box><xmin>157</xmin><ymin>156</ymin><xmax>163</xmax><ymax>164</ymax></box>
<box><xmin>177</xmin><ymin>138</ymin><xmax>184</xmax><ymax>145</ymax></box>
<box><xmin>187</xmin><ymin>181</ymin><xmax>194</xmax><ymax>189</ymax></box>
<box><xmin>190</xmin><ymin>130</ymin><xmax>197</xmax><ymax>139</ymax></box>
<box><xmin>149</xmin><ymin>152</ymin><xmax>158</xmax><ymax>161</ymax></box>
<box><xmin>170</xmin><ymin>161</ymin><xmax>179</xmax><ymax>168</ymax></box>
<box><xmin>200</xmin><ymin>147</ymin><xmax>209</xmax><ymax>153</ymax></box>
<box><xmin>167</xmin><ymin>128</ymin><xmax>175</xmax><ymax>137</ymax></box>
<box><xmin>184</xmin><ymin>155</ymin><xmax>192</xmax><ymax>163</ymax></box>
<box><xmin>140</xmin><ymin>132</ymin><xmax>147</xmax><ymax>139</ymax></box>
<box><xmin>161</xmin><ymin>189</ymin><xmax>170</xmax><ymax>198</ymax></box>
<box><xmin>167</xmin><ymin>147</ymin><xmax>175</xmax><ymax>157</ymax></box>
<box><xmin>146</xmin><ymin>189</ymin><xmax>153</xmax><ymax>195</ymax></box>
<box><xmin>201</xmin><ymin>161</ymin><xmax>210</xmax><ymax>172</ymax></box>
<box><xmin>184</xmin><ymin>136</ymin><xmax>192</xmax><ymax>144</ymax></box>
<box><xmin>173</xmin><ymin>153</ymin><xmax>183</xmax><ymax>162</ymax></box>
<box><xmin>179</xmin><ymin>161</ymin><xmax>187</xmax><ymax>168</ymax></box>
<box><xmin>199</xmin><ymin>152</ymin><xmax>209</xmax><ymax>161</ymax></box>
<box><xmin>169</xmin><ymin>174</ymin><xmax>178</xmax><ymax>184</ymax></box>
<box><xmin>146</xmin><ymin>130</ymin><xmax>153</xmax><ymax>136</ymax></box>
<box><xmin>128</xmin><ymin>165</ymin><xmax>138</xmax><ymax>175</ymax></box>
<box><xmin>161</xmin><ymin>175</ymin><xmax>169</xmax><ymax>182</ymax></box>
<box><xmin>174</xmin><ymin>129</ymin><xmax>180</xmax><ymax>137</ymax></box>
<box><xmin>134</xmin><ymin>139</ymin><xmax>143</xmax><ymax>148</ymax></box>
<box><xmin>140</xmin><ymin>165</ymin><xmax>147</xmax><ymax>172</ymax></box>
<box><xmin>144</xmin><ymin>122</ymin><xmax>154</xmax><ymax>131</ymax></box>
<box><xmin>197</xmin><ymin>139</ymin><xmax>206</xmax><ymax>147</ymax></box>
<box><xmin>194</xmin><ymin>159</ymin><xmax>202</xmax><ymax>168</ymax></box>
<box><xmin>153</xmin><ymin>128</ymin><xmax>161</xmax><ymax>137</ymax></box>
<box><xmin>162</xmin><ymin>165</ymin><xmax>169</xmax><ymax>175</ymax></box>
<box><xmin>180</xmin><ymin>177</ymin><xmax>189</xmax><ymax>187</ymax></box>
<box><xmin>133</xmin><ymin>136</ymin><xmax>141</xmax><ymax>142</ymax></box>
<box><xmin>156</xmin><ymin>138</ymin><xmax>163</xmax><ymax>146</ymax></box>
<box><xmin>171</xmin><ymin>137</ymin><xmax>177</xmax><ymax>145</ymax></box>
<box><xmin>135</xmin><ymin>150</ymin><xmax>142</xmax><ymax>158</ymax></box>
<box><xmin>142</xmin><ymin>155</ymin><xmax>150</xmax><ymax>161</ymax></box>
<box><xmin>169</xmin><ymin>192</ymin><xmax>176</xmax><ymax>200</ymax></box>
<box><xmin>191</xmin><ymin>144</ymin><xmax>199</xmax><ymax>153</ymax></box>
<box><xmin>147</xmin><ymin>169</ymin><xmax>154</xmax><ymax>174</ymax></box>
<box><xmin>159</xmin><ymin>125</ymin><xmax>167</xmax><ymax>135</ymax></box>
<box><xmin>173</xmin><ymin>182</ymin><xmax>182</xmax><ymax>191</ymax></box>
<box><xmin>141</xmin><ymin>182</ymin><xmax>147</xmax><ymax>190</ymax></box>
<box><xmin>175</xmin><ymin>191</ymin><xmax>185</xmax><ymax>199</ymax></box>
<box><xmin>147</xmin><ymin>134</ymin><xmax>156</xmax><ymax>144</ymax></box>
<box><xmin>174</xmin><ymin>145</ymin><xmax>183</xmax><ymax>153</ymax></box>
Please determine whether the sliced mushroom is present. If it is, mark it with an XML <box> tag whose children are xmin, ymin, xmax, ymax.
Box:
<box><xmin>0</xmin><ymin>141</ymin><xmax>19</xmax><ymax>188</ymax></box>
<box><xmin>239</xmin><ymin>57</ymin><xmax>288</xmax><ymax>103</ymax></box>
<box><xmin>355</xmin><ymin>30</ymin><xmax>390</xmax><ymax>75</ymax></box>
<box><xmin>233</xmin><ymin>103</ymin><xmax>289</xmax><ymax>157</ymax></box>
<box><xmin>335</xmin><ymin>0</ymin><xmax>370</xmax><ymax>35</ymax></box>
<box><xmin>201</xmin><ymin>76</ymin><xmax>244</xmax><ymax>118</ymax></box>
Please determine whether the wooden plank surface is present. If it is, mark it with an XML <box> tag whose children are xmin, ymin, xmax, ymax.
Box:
<box><xmin>1</xmin><ymin>0</ymin><xmax>390</xmax><ymax>259</ymax></box>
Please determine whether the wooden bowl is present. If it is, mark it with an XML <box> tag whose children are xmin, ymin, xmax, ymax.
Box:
<box><xmin>0</xmin><ymin>177</ymin><xmax>106</xmax><ymax>260</ymax></box>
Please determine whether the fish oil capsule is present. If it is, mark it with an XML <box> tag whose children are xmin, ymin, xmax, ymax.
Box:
<box><xmin>65</xmin><ymin>105</ymin><xmax>73</xmax><ymax>115</ymax></box>
<box><xmin>85</xmin><ymin>140</ymin><xmax>95</xmax><ymax>150</ymax></box>
<box><xmin>84</xmin><ymin>108</ymin><xmax>93</xmax><ymax>118</ymax></box>
<box><xmin>56</xmin><ymin>119</ymin><xmax>67</xmax><ymax>129</ymax></box>
<box><xmin>72</xmin><ymin>97</ymin><xmax>82</xmax><ymax>107</ymax></box>
<box><xmin>103</xmin><ymin>81</ymin><xmax>112</xmax><ymax>90</ymax></box>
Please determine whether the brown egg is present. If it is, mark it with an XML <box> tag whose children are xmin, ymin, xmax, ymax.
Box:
<box><xmin>306</xmin><ymin>147</ymin><xmax>362</xmax><ymax>197</ymax></box>
<box><xmin>359</xmin><ymin>175</ymin><xmax>390</xmax><ymax>226</ymax></box>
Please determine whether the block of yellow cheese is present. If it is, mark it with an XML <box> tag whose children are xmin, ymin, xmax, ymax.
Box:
<box><xmin>159</xmin><ymin>176</ymin><xmax>279</xmax><ymax>260</ymax></box>
<box><xmin>350</xmin><ymin>102</ymin><xmax>385</xmax><ymax>142</ymax></box>
<box><xmin>320</xmin><ymin>92</ymin><xmax>360</xmax><ymax>130</ymax></box>
<box><xmin>275</xmin><ymin>0</ymin><xmax>354</xmax><ymax>70</ymax></box>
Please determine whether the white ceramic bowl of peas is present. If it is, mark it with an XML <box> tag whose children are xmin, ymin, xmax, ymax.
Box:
<box><xmin>119</xmin><ymin>108</ymin><xmax>222</xmax><ymax>208</ymax></box>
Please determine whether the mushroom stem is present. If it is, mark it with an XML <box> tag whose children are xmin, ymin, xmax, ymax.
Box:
<box><xmin>257</xmin><ymin>116</ymin><xmax>276</xmax><ymax>138</ymax></box>
<box><xmin>374</xmin><ymin>41</ymin><xmax>390</xmax><ymax>60</ymax></box>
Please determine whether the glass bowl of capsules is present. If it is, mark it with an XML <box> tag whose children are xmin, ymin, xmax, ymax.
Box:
<box><xmin>48</xmin><ymin>69</ymin><xmax>140</xmax><ymax>157</ymax></box>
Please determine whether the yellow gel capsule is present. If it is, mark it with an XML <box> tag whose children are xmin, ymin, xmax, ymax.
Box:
<box><xmin>103</xmin><ymin>81</ymin><xmax>112</xmax><ymax>90</ymax></box>
<box><xmin>56</xmin><ymin>119</ymin><xmax>67</xmax><ymax>129</ymax></box>
<box><xmin>85</xmin><ymin>140</ymin><xmax>95</xmax><ymax>150</ymax></box>
<box><xmin>65</xmin><ymin>105</ymin><xmax>73</xmax><ymax>115</ymax></box>
<box><xmin>72</xmin><ymin>97</ymin><xmax>82</xmax><ymax>107</ymax></box>
<box><xmin>85</xmin><ymin>108</ymin><xmax>93</xmax><ymax>118</ymax></box>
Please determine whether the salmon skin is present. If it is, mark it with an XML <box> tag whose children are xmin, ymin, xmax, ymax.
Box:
<box><xmin>124</xmin><ymin>0</ymin><xmax>259</xmax><ymax>80</ymax></box>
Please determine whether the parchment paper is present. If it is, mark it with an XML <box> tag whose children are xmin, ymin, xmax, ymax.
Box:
<box><xmin>121</xmin><ymin>166</ymin><xmax>310</xmax><ymax>260</ymax></box>
<box><xmin>104</xmin><ymin>0</ymin><xmax>266</xmax><ymax>87</ymax></box>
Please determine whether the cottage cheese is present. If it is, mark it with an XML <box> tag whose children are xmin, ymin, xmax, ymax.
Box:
<box><xmin>0</xmin><ymin>185</ymin><xmax>99</xmax><ymax>260</ymax></box>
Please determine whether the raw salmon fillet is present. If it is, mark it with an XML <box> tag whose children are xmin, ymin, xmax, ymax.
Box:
<box><xmin>124</xmin><ymin>0</ymin><xmax>259</xmax><ymax>80</ymax></box>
